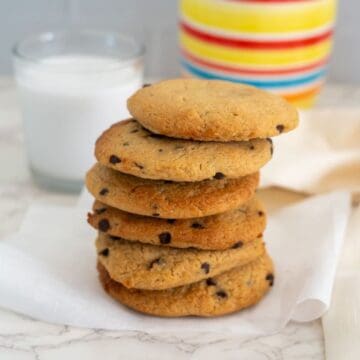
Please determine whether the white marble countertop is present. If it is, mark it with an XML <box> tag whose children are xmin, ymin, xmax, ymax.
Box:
<box><xmin>1</xmin><ymin>77</ymin><xmax>359</xmax><ymax>359</ymax></box>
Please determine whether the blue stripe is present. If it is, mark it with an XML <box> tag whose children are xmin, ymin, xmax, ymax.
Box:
<box><xmin>181</xmin><ymin>60</ymin><xmax>326</xmax><ymax>88</ymax></box>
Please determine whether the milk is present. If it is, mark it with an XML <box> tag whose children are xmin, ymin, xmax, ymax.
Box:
<box><xmin>15</xmin><ymin>55</ymin><xmax>143</xmax><ymax>191</ymax></box>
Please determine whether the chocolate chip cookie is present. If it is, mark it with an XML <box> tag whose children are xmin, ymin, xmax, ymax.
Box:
<box><xmin>96</xmin><ymin>232</ymin><xmax>265</xmax><ymax>290</ymax></box>
<box><xmin>97</xmin><ymin>252</ymin><xmax>274</xmax><ymax>317</ymax></box>
<box><xmin>95</xmin><ymin>119</ymin><xmax>272</xmax><ymax>181</ymax></box>
<box><xmin>86</xmin><ymin>163</ymin><xmax>259</xmax><ymax>218</ymax></box>
<box><xmin>127</xmin><ymin>79</ymin><xmax>298</xmax><ymax>142</ymax></box>
<box><xmin>88</xmin><ymin>196</ymin><xmax>266</xmax><ymax>250</ymax></box>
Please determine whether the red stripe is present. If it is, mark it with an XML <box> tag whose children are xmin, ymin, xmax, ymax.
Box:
<box><xmin>181</xmin><ymin>49</ymin><xmax>329</xmax><ymax>76</ymax></box>
<box><xmin>181</xmin><ymin>22</ymin><xmax>333</xmax><ymax>50</ymax></box>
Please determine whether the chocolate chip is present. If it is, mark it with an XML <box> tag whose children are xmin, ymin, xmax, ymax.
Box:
<box><xmin>123</xmin><ymin>142</ymin><xmax>129</xmax><ymax>146</ymax></box>
<box><xmin>158</xmin><ymin>232</ymin><xmax>171</xmax><ymax>244</ymax></box>
<box><xmin>99</xmin><ymin>188</ymin><xmax>109</xmax><ymax>196</ymax></box>
<box><xmin>206</xmin><ymin>278</ymin><xmax>217</xmax><ymax>286</ymax></box>
<box><xmin>98</xmin><ymin>219</ymin><xmax>110</xmax><ymax>232</ymax></box>
<box><xmin>158</xmin><ymin>149</ymin><xmax>163</xmax><ymax>152</ymax></box>
<box><xmin>134</xmin><ymin>162</ymin><xmax>144</xmax><ymax>169</ymax></box>
<box><xmin>216</xmin><ymin>290</ymin><xmax>228</xmax><ymax>299</ymax></box>
<box><xmin>99</xmin><ymin>248</ymin><xmax>109</xmax><ymax>257</ymax></box>
<box><xmin>110</xmin><ymin>235</ymin><xmax>121</xmax><ymax>240</ymax></box>
<box><xmin>167</xmin><ymin>219</ymin><xmax>176</xmax><ymax>224</ymax></box>
<box><xmin>201</xmin><ymin>262</ymin><xmax>210</xmax><ymax>274</ymax></box>
<box><xmin>109</xmin><ymin>155</ymin><xmax>121</xmax><ymax>164</ymax></box>
<box><xmin>232</xmin><ymin>241</ymin><xmax>243</xmax><ymax>249</ymax></box>
<box><xmin>249</xmin><ymin>144</ymin><xmax>255</xmax><ymax>150</ymax></box>
<box><xmin>149</xmin><ymin>257</ymin><xmax>164</xmax><ymax>269</ymax></box>
<box><xmin>213</xmin><ymin>172</ymin><xmax>225</xmax><ymax>180</ymax></box>
<box><xmin>142</xmin><ymin>83</ymin><xmax>151</xmax><ymax>88</ymax></box>
<box><xmin>266</xmin><ymin>273</ymin><xmax>274</xmax><ymax>286</ymax></box>
<box><xmin>258</xmin><ymin>211</ymin><xmax>264</xmax><ymax>217</ymax></box>
<box><xmin>130</xmin><ymin>129</ymin><xmax>139</xmax><ymax>133</ymax></box>
<box><xmin>152</xmin><ymin>213</ymin><xmax>160</xmax><ymax>217</ymax></box>
<box><xmin>191</xmin><ymin>222</ymin><xmax>204</xmax><ymax>229</ymax></box>
<box><xmin>276</xmin><ymin>124</ymin><xmax>285</xmax><ymax>133</ymax></box>
<box><xmin>95</xmin><ymin>207</ymin><xmax>107</xmax><ymax>215</ymax></box>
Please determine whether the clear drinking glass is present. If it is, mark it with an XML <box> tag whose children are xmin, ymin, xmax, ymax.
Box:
<box><xmin>13</xmin><ymin>30</ymin><xmax>144</xmax><ymax>192</ymax></box>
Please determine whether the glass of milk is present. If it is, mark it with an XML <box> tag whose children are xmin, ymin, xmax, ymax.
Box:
<box><xmin>13</xmin><ymin>30</ymin><xmax>144</xmax><ymax>192</ymax></box>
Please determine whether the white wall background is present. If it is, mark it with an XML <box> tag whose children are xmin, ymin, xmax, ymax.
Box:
<box><xmin>0</xmin><ymin>0</ymin><xmax>359</xmax><ymax>82</ymax></box>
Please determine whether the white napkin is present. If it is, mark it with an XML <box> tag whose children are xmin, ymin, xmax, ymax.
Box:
<box><xmin>0</xmin><ymin>191</ymin><xmax>350</xmax><ymax>335</ymax></box>
<box><xmin>322</xmin><ymin>206</ymin><xmax>360</xmax><ymax>360</ymax></box>
<box><xmin>262</xmin><ymin>108</ymin><xmax>360</xmax><ymax>194</ymax></box>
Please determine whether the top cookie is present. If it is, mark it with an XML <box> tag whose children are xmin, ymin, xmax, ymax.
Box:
<box><xmin>127</xmin><ymin>79</ymin><xmax>298</xmax><ymax>141</ymax></box>
<box><xmin>95</xmin><ymin>119</ymin><xmax>272</xmax><ymax>182</ymax></box>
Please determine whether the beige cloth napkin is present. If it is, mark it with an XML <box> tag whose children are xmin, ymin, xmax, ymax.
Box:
<box><xmin>322</xmin><ymin>206</ymin><xmax>360</xmax><ymax>360</ymax></box>
<box><xmin>261</xmin><ymin>108</ymin><xmax>360</xmax><ymax>195</ymax></box>
<box><xmin>261</xmin><ymin>107</ymin><xmax>360</xmax><ymax>359</ymax></box>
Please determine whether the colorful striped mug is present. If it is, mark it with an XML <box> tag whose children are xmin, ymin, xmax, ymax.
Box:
<box><xmin>179</xmin><ymin>0</ymin><xmax>337</xmax><ymax>108</ymax></box>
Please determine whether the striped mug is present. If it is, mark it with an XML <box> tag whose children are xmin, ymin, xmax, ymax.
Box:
<box><xmin>179</xmin><ymin>0</ymin><xmax>337</xmax><ymax>108</ymax></box>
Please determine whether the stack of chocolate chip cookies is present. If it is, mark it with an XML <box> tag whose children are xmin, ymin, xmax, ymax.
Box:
<box><xmin>86</xmin><ymin>79</ymin><xmax>298</xmax><ymax>317</ymax></box>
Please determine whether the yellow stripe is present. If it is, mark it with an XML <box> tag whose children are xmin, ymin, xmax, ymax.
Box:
<box><xmin>180</xmin><ymin>32</ymin><xmax>332</xmax><ymax>66</ymax></box>
<box><xmin>181</xmin><ymin>0</ymin><xmax>337</xmax><ymax>34</ymax></box>
<box><xmin>289</xmin><ymin>94</ymin><xmax>319</xmax><ymax>108</ymax></box>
